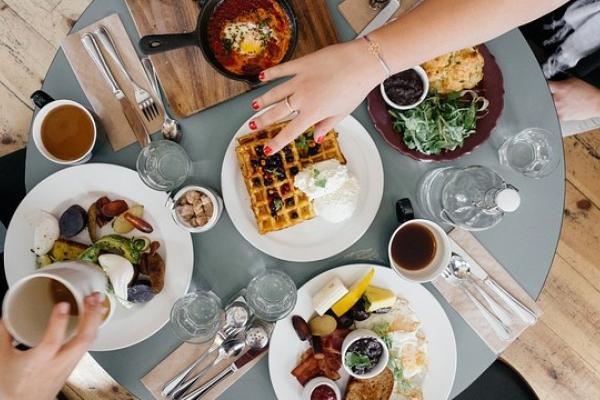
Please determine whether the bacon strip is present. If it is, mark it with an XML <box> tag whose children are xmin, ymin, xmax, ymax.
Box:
<box><xmin>291</xmin><ymin>328</ymin><xmax>351</xmax><ymax>386</ymax></box>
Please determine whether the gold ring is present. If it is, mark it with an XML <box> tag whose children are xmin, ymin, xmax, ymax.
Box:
<box><xmin>284</xmin><ymin>96</ymin><xmax>297</xmax><ymax>115</ymax></box>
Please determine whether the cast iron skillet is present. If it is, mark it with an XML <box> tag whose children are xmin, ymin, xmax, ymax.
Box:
<box><xmin>139</xmin><ymin>0</ymin><xmax>298</xmax><ymax>84</ymax></box>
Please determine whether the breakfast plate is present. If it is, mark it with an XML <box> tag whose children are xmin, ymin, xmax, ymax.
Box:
<box><xmin>368</xmin><ymin>45</ymin><xmax>504</xmax><ymax>162</ymax></box>
<box><xmin>3</xmin><ymin>164</ymin><xmax>194</xmax><ymax>351</ymax></box>
<box><xmin>269</xmin><ymin>264</ymin><xmax>457</xmax><ymax>399</ymax></box>
<box><xmin>221</xmin><ymin>115</ymin><xmax>384</xmax><ymax>262</ymax></box>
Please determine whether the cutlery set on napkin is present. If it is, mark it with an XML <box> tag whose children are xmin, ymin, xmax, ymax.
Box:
<box><xmin>61</xmin><ymin>14</ymin><xmax>181</xmax><ymax>151</ymax></box>
<box><xmin>145</xmin><ymin>299</ymin><xmax>272</xmax><ymax>400</ymax></box>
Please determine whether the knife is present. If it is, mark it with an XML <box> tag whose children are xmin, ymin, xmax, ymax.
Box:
<box><xmin>356</xmin><ymin>0</ymin><xmax>401</xmax><ymax>38</ymax></box>
<box><xmin>81</xmin><ymin>33</ymin><xmax>150</xmax><ymax>147</ymax></box>
<box><xmin>180</xmin><ymin>347</ymin><xmax>268</xmax><ymax>400</ymax></box>
<box><xmin>455</xmin><ymin>251</ymin><xmax>538</xmax><ymax>325</ymax></box>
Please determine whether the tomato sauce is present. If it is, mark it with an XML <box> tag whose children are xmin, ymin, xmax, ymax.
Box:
<box><xmin>207</xmin><ymin>0</ymin><xmax>292</xmax><ymax>77</ymax></box>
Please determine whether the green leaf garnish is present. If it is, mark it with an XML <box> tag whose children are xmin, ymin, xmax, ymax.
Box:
<box><xmin>273</xmin><ymin>199</ymin><xmax>283</xmax><ymax>212</ymax></box>
<box><xmin>295</xmin><ymin>135</ymin><xmax>308</xmax><ymax>151</ymax></box>
<box><xmin>345</xmin><ymin>351</ymin><xmax>373</xmax><ymax>370</ymax></box>
<box><xmin>315</xmin><ymin>179</ymin><xmax>327</xmax><ymax>188</ymax></box>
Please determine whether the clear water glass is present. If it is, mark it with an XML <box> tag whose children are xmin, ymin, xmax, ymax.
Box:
<box><xmin>136</xmin><ymin>140</ymin><xmax>192</xmax><ymax>191</ymax></box>
<box><xmin>245</xmin><ymin>269</ymin><xmax>297</xmax><ymax>322</ymax></box>
<box><xmin>170</xmin><ymin>290</ymin><xmax>224</xmax><ymax>344</ymax></box>
<box><xmin>498</xmin><ymin>127</ymin><xmax>559</xmax><ymax>179</ymax></box>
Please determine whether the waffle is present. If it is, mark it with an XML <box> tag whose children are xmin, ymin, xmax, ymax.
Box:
<box><xmin>236</xmin><ymin>122</ymin><xmax>346</xmax><ymax>234</ymax></box>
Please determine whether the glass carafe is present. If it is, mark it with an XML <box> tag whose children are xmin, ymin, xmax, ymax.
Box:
<box><xmin>416</xmin><ymin>165</ymin><xmax>520</xmax><ymax>231</ymax></box>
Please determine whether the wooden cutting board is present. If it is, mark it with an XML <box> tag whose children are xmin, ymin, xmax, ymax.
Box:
<box><xmin>125</xmin><ymin>0</ymin><xmax>339</xmax><ymax>118</ymax></box>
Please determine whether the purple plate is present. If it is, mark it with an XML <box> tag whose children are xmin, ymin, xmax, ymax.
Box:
<box><xmin>367</xmin><ymin>45</ymin><xmax>504</xmax><ymax>162</ymax></box>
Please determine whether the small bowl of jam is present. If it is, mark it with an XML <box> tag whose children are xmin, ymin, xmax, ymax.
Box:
<box><xmin>341</xmin><ymin>329</ymin><xmax>389</xmax><ymax>380</ymax></box>
<box><xmin>302</xmin><ymin>377</ymin><xmax>340</xmax><ymax>400</ymax></box>
<box><xmin>380</xmin><ymin>66</ymin><xmax>429</xmax><ymax>110</ymax></box>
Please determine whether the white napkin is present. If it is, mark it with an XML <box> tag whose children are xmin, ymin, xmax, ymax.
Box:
<box><xmin>431</xmin><ymin>230</ymin><xmax>542</xmax><ymax>354</ymax></box>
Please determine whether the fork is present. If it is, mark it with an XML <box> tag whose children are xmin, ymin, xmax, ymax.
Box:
<box><xmin>94</xmin><ymin>26</ymin><xmax>159</xmax><ymax>121</ymax></box>
<box><xmin>161</xmin><ymin>325</ymin><xmax>238</xmax><ymax>398</ymax></box>
<box><xmin>442</xmin><ymin>265</ymin><xmax>512</xmax><ymax>341</ymax></box>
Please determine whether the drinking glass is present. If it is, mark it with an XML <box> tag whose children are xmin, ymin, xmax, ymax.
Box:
<box><xmin>136</xmin><ymin>140</ymin><xmax>192</xmax><ymax>191</ymax></box>
<box><xmin>498</xmin><ymin>127</ymin><xmax>559</xmax><ymax>179</ymax></box>
<box><xmin>245</xmin><ymin>269</ymin><xmax>297</xmax><ymax>322</ymax></box>
<box><xmin>170</xmin><ymin>290</ymin><xmax>224</xmax><ymax>344</ymax></box>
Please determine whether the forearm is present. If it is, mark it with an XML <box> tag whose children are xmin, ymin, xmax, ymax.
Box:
<box><xmin>368</xmin><ymin>0</ymin><xmax>568</xmax><ymax>75</ymax></box>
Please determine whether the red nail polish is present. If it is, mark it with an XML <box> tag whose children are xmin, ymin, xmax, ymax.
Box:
<box><xmin>264</xmin><ymin>146</ymin><xmax>273</xmax><ymax>156</ymax></box>
<box><xmin>258</xmin><ymin>71</ymin><xmax>265</xmax><ymax>81</ymax></box>
<box><xmin>316</xmin><ymin>135</ymin><xmax>324</xmax><ymax>144</ymax></box>
<box><xmin>249</xmin><ymin>121</ymin><xmax>257</xmax><ymax>130</ymax></box>
<box><xmin>251</xmin><ymin>100</ymin><xmax>260</xmax><ymax>111</ymax></box>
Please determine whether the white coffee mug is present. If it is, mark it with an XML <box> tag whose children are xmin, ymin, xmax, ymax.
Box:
<box><xmin>2</xmin><ymin>261</ymin><xmax>110</xmax><ymax>347</ymax></box>
<box><xmin>388</xmin><ymin>219</ymin><xmax>451</xmax><ymax>283</ymax></box>
<box><xmin>31</xmin><ymin>91</ymin><xmax>96</xmax><ymax>165</ymax></box>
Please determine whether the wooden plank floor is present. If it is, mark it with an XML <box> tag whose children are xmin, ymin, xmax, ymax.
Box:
<box><xmin>1</xmin><ymin>1</ymin><xmax>599</xmax><ymax>399</ymax></box>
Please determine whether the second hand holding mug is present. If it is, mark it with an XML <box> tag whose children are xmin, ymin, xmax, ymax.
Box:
<box><xmin>2</xmin><ymin>261</ymin><xmax>112</xmax><ymax>347</ymax></box>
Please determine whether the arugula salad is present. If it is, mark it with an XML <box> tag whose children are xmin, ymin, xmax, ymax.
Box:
<box><xmin>389</xmin><ymin>90</ymin><xmax>489</xmax><ymax>155</ymax></box>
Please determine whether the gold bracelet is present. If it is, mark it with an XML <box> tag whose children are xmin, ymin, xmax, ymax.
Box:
<box><xmin>364</xmin><ymin>35</ymin><xmax>392</xmax><ymax>78</ymax></box>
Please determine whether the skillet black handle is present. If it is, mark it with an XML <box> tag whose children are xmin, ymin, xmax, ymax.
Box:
<box><xmin>139</xmin><ymin>32</ymin><xmax>198</xmax><ymax>55</ymax></box>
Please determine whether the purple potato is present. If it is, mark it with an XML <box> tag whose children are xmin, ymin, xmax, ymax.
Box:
<box><xmin>127</xmin><ymin>280</ymin><xmax>155</xmax><ymax>303</ymax></box>
<box><xmin>59</xmin><ymin>205</ymin><xmax>87</xmax><ymax>237</ymax></box>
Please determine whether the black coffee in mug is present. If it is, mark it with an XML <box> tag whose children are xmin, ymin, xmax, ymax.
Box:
<box><xmin>391</xmin><ymin>223</ymin><xmax>437</xmax><ymax>271</ymax></box>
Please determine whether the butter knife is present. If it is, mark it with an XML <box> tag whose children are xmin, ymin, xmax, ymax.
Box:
<box><xmin>356</xmin><ymin>0</ymin><xmax>400</xmax><ymax>38</ymax></box>
<box><xmin>180</xmin><ymin>348</ymin><xmax>268</xmax><ymax>400</ymax></box>
<box><xmin>81</xmin><ymin>33</ymin><xmax>150</xmax><ymax>147</ymax></box>
<box><xmin>458</xmin><ymin>252</ymin><xmax>538</xmax><ymax>325</ymax></box>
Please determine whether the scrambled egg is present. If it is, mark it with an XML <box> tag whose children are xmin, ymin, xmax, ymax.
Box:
<box><xmin>421</xmin><ymin>47</ymin><xmax>484</xmax><ymax>94</ymax></box>
<box><xmin>355</xmin><ymin>298</ymin><xmax>428</xmax><ymax>400</ymax></box>
<box><xmin>223</xmin><ymin>21</ymin><xmax>273</xmax><ymax>55</ymax></box>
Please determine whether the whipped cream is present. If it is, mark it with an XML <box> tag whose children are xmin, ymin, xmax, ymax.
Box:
<box><xmin>314</xmin><ymin>177</ymin><xmax>359</xmax><ymax>223</ymax></box>
<box><xmin>294</xmin><ymin>160</ymin><xmax>360</xmax><ymax>223</ymax></box>
<box><xmin>294</xmin><ymin>160</ymin><xmax>348</xmax><ymax>200</ymax></box>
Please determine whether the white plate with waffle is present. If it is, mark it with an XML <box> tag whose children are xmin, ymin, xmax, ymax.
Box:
<box><xmin>221</xmin><ymin>113</ymin><xmax>384</xmax><ymax>262</ymax></box>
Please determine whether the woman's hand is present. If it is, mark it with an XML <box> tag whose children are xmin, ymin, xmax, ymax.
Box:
<box><xmin>549</xmin><ymin>78</ymin><xmax>600</xmax><ymax>122</ymax></box>
<box><xmin>249</xmin><ymin>39</ymin><xmax>386</xmax><ymax>154</ymax></box>
<box><xmin>0</xmin><ymin>292</ymin><xmax>106</xmax><ymax>400</ymax></box>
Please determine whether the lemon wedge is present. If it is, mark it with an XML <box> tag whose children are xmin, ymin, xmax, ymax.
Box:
<box><xmin>331</xmin><ymin>267</ymin><xmax>375</xmax><ymax>316</ymax></box>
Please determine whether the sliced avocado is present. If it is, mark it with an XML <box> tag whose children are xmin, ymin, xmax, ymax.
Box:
<box><xmin>93</xmin><ymin>235</ymin><xmax>140</xmax><ymax>264</ymax></box>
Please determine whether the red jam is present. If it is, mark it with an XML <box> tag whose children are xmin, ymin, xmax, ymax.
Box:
<box><xmin>311</xmin><ymin>384</ymin><xmax>337</xmax><ymax>400</ymax></box>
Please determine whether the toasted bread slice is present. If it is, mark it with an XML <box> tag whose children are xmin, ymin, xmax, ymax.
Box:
<box><xmin>344</xmin><ymin>367</ymin><xmax>394</xmax><ymax>400</ymax></box>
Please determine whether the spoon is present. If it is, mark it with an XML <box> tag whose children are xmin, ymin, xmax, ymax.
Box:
<box><xmin>162</xmin><ymin>302</ymin><xmax>250</xmax><ymax>397</ymax></box>
<box><xmin>170</xmin><ymin>338</ymin><xmax>246</xmax><ymax>400</ymax></box>
<box><xmin>453</xmin><ymin>253</ymin><xmax>538</xmax><ymax>325</ymax></box>
<box><xmin>180</xmin><ymin>323</ymin><xmax>270</xmax><ymax>400</ymax></box>
<box><xmin>442</xmin><ymin>261</ymin><xmax>512</xmax><ymax>341</ymax></box>
<box><xmin>141</xmin><ymin>57</ymin><xmax>182</xmax><ymax>142</ymax></box>
<box><xmin>450</xmin><ymin>255</ymin><xmax>513</xmax><ymax>326</ymax></box>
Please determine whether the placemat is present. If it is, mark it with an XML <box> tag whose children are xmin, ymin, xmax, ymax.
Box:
<box><xmin>440</xmin><ymin>229</ymin><xmax>542</xmax><ymax>354</ymax></box>
<box><xmin>338</xmin><ymin>0</ymin><xmax>423</xmax><ymax>33</ymax></box>
<box><xmin>61</xmin><ymin>13</ymin><xmax>163</xmax><ymax>151</ymax></box>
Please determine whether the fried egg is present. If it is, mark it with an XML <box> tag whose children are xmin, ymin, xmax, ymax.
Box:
<box><xmin>223</xmin><ymin>21</ymin><xmax>273</xmax><ymax>55</ymax></box>
<box><xmin>355</xmin><ymin>298</ymin><xmax>428</xmax><ymax>397</ymax></box>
